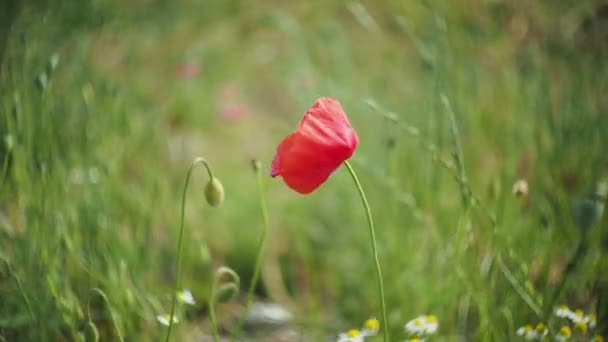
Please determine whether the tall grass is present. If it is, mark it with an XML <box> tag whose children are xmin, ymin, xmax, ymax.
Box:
<box><xmin>1</xmin><ymin>0</ymin><xmax>607</xmax><ymax>340</ymax></box>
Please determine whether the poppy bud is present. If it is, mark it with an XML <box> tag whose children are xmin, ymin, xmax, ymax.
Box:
<box><xmin>215</xmin><ymin>283</ymin><xmax>238</xmax><ymax>303</ymax></box>
<box><xmin>251</xmin><ymin>159</ymin><xmax>261</xmax><ymax>172</ymax></box>
<box><xmin>205</xmin><ymin>177</ymin><xmax>225</xmax><ymax>207</ymax></box>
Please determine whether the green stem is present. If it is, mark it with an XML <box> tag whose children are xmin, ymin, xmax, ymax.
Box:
<box><xmin>230</xmin><ymin>160</ymin><xmax>270</xmax><ymax>341</ymax></box>
<box><xmin>344</xmin><ymin>160</ymin><xmax>389</xmax><ymax>341</ymax></box>
<box><xmin>165</xmin><ymin>157</ymin><xmax>212</xmax><ymax>342</ymax></box>
<box><xmin>211</xmin><ymin>267</ymin><xmax>241</xmax><ymax>342</ymax></box>
<box><xmin>1</xmin><ymin>257</ymin><xmax>35</xmax><ymax>321</ymax></box>
<box><xmin>209</xmin><ymin>286</ymin><xmax>220</xmax><ymax>342</ymax></box>
<box><xmin>89</xmin><ymin>288</ymin><xmax>124</xmax><ymax>342</ymax></box>
<box><xmin>547</xmin><ymin>236</ymin><xmax>588</xmax><ymax>314</ymax></box>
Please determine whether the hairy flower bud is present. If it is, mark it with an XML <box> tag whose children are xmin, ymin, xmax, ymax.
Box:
<box><xmin>215</xmin><ymin>283</ymin><xmax>238</xmax><ymax>303</ymax></box>
<box><xmin>205</xmin><ymin>177</ymin><xmax>225</xmax><ymax>207</ymax></box>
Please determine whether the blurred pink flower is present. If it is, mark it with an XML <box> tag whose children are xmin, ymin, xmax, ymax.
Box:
<box><xmin>217</xmin><ymin>81</ymin><xmax>249</xmax><ymax>123</ymax></box>
<box><xmin>219</xmin><ymin>103</ymin><xmax>249</xmax><ymax>123</ymax></box>
<box><xmin>174</xmin><ymin>62</ymin><xmax>200</xmax><ymax>79</ymax></box>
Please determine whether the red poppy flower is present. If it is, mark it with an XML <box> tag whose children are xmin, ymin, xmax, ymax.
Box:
<box><xmin>271</xmin><ymin>97</ymin><xmax>359</xmax><ymax>194</ymax></box>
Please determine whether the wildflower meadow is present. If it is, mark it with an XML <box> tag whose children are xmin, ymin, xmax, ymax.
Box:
<box><xmin>1</xmin><ymin>1</ymin><xmax>608</xmax><ymax>341</ymax></box>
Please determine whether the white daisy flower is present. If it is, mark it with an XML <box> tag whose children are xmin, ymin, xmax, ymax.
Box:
<box><xmin>361</xmin><ymin>318</ymin><xmax>380</xmax><ymax>337</ymax></box>
<box><xmin>405</xmin><ymin>317</ymin><xmax>428</xmax><ymax>336</ymax></box>
<box><xmin>566</xmin><ymin>309</ymin><xmax>585</xmax><ymax>324</ymax></box>
<box><xmin>405</xmin><ymin>315</ymin><xmax>439</xmax><ymax>336</ymax></box>
<box><xmin>516</xmin><ymin>325</ymin><xmax>529</xmax><ymax>336</ymax></box>
<box><xmin>585</xmin><ymin>313</ymin><xmax>597</xmax><ymax>329</ymax></box>
<box><xmin>516</xmin><ymin>324</ymin><xmax>540</xmax><ymax>340</ymax></box>
<box><xmin>554</xmin><ymin>326</ymin><xmax>572</xmax><ymax>341</ymax></box>
<box><xmin>555</xmin><ymin>305</ymin><xmax>572</xmax><ymax>318</ymax></box>
<box><xmin>337</xmin><ymin>329</ymin><xmax>364</xmax><ymax>342</ymax></box>
<box><xmin>424</xmin><ymin>315</ymin><xmax>438</xmax><ymax>334</ymax></box>
<box><xmin>534</xmin><ymin>323</ymin><xmax>548</xmax><ymax>339</ymax></box>
<box><xmin>156</xmin><ymin>314</ymin><xmax>179</xmax><ymax>326</ymax></box>
<box><xmin>177</xmin><ymin>289</ymin><xmax>196</xmax><ymax>305</ymax></box>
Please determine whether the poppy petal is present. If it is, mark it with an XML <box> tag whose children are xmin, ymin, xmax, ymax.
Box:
<box><xmin>271</xmin><ymin>133</ymin><xmax>296</xmax><ymax>178</ymax></box>
<box><xmin>271</xmin><ymin>97</ymin><xmax>358</xmax><ymax>194</ymax></box>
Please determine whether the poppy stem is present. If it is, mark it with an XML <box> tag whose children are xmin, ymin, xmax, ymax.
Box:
<box><xmin>210</xmin><ymin>267</ymin><xmax>240</xmax><ymax>342</ymax></box>
<box><xmin>165</xmin><ymin>157</ymin><xmax>213</xmax><ymax>342</ymax></box>
<box><xmin>344</xmin><ymin>160</ymin><xmax>389</xmax><ymax>341</ymax></box>
<box><xmin>230</xmin><ymin>160</ymin><xmax>269</xmax><ymax>341</ymax></box>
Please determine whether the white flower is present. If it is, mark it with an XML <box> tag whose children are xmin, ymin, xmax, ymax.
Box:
<box><xmin>177</xmin><ymin>289</ymin><xmax>196</xmax><ymax>305</ymax></box>
<box><xmin>424</xmin><ymin>315</ymin><xmax>438</xmax><ymax>334</ymax></box>
<box><xmin>517</xmin><ymin>325</ymin><xmax>538</xmax><ymax>340</ymax></box>
<box><xmin>566</xmin><ymin>309</ymin><xmax>585</xmax><ymax>324</ymax></box>
<box><xmin>555</xmin><ymin>305</ymin><xmax>572</xmax><ymax>319</ymax></box>
<box><xmin>554</xmin><ymin>326</ymin><xmax>572</xmax><ymax>341</ymax></box>
<box><xmin>584</xmin><ymin>314</ymin><xmax>596</xmax><ymax>329</ymax></box>
<box><xmin>516</xmin><ymin>323</ymin><xmax>549</xmax><ymax>340</ymax></box>
<box><xmin>405</xmin><ymin>317</ymin><xmax>427</xmax><ymax>335</ymax></box>
<box><xmin>337</xmin><ymin>329</ymin><xmax>364</xmax><ymax>342</ymax></box>
<box><xmin>405</xmin><ymin>315</ymin><xmax>439</xmax><ymax>336</ymax></box>
<box><xmin>516</xmin><ymin>326</ymin><xmax>528</xmax><ymax>336</ymax></box>
<box><xmin>361</xmin><ymin>318</ymin><xmax>379</xmax><ymax>337</ymax></box>
<box><xmin>156</xmin><ymin>314</ymin><xmax>179</xmax><ymax>326</ymax></box>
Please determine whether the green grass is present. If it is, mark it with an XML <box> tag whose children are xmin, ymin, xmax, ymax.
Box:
<box><xmin>1</xmin><ymin>0</ymin><xmax>608</xmax><ymax>341</ymax></box>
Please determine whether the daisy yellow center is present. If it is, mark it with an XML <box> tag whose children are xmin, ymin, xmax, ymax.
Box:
<box><xmin>364</xmin><ymin>318</ymin><xmax>379</xmax><ymax>330</ymax></box>
<box><xmin>414</xmin><ymin>318</ymin><xmax>424</xmax><ymax>326</ymax></box>
<box><xmin>559</xmin><ymin>326</ymin><xmax>572</xmax><ymax>337</ymax></box>
<box><xmin>427</xmin><ymin>315</ymin><xmax>438</xmax><ymax>323</ymax></box>
<box><xmin>574</xmin><ymin>321</ymin><xmax>588</xmax><ymax>333</ymax></box>
<box><xmin>347</xmin><ymin>329</ymin><xmax>360</xmax><ymax>337</ymax></box>
<box><xmin>574</xmin><ymin>309</ymin><xmax>584</xmax><ymax>318</ymax></box>
<box><xmin>535</xmin><ymin>323</ymin><xmax>547</xmax><ymax>332</ymax></box>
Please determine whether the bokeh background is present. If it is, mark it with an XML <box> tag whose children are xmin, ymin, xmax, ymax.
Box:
<box><xmin>1</xmin><ymin>0</ymin><xmax>608</xmax><ymax>341</ymax></box>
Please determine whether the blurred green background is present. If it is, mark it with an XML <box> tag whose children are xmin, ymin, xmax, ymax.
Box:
<box><xmin>1</xmin><ymin>0</ymin><xmax>608</xmax><ymax>340</ymax></box>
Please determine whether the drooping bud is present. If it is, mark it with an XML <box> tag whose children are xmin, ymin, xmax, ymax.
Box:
<box><xmin>251</xmin><ymin>159</ymin><xmax>261</xmax><ymax>172</ymax></box>
<box><xmin>215</xmin><ymin>283</ymin><xmax>238</xmax><ymax>303</ymax></box>
<box><xmin>205</xmin><ymin>177</ymin><xmax>225</xmax><ymax>207</ymax></box>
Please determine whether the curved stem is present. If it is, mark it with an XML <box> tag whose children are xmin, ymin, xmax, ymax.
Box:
<box><xmin>211</xmin><ymin>267</ymin><xmax>241</xmax><ymax>342</ymax></box>
<box><xmin>165</xmin><ymin>157</ymin><xmax>211</xmax><ymax>342</ymax></box>
<box><xmin>344</xmin><ymin>160</ymin><xmax>389</xmax><ymax>342</ymax></box>
<box><xmin>89</xmin><ymin>288</ymin><xmax>124</xmax><ymax>342</ymax></box>
<box><xmin>230</xmin><ymin>161</ymin><xmax>269</xmax><ymax>341</ymax></box>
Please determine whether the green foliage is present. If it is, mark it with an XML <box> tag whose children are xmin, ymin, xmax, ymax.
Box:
<box><xmin>1</xmin><ymin>0</ymin><xmax>607</xmax><ymax>340</ymax></box>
